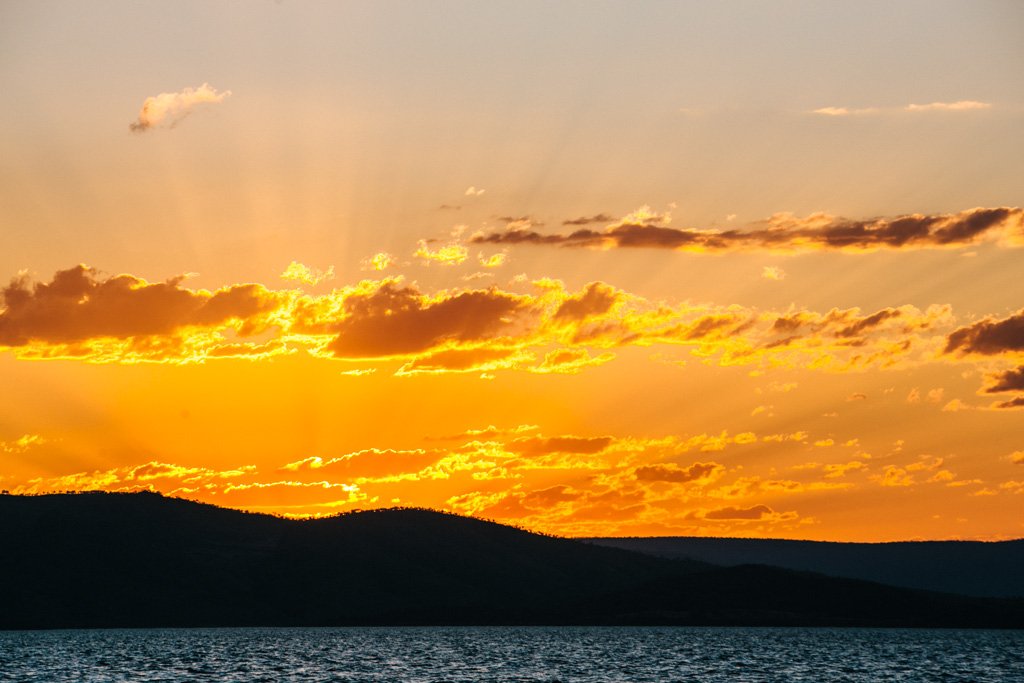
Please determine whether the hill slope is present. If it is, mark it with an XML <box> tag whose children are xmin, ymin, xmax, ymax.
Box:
<box><xmin>582</xmin><ymin>536</ymin><xmax>1024</xmax><ymax>598</ymax></box>
<box><xmin>1</xmin><ymin>492</ymin><xmax>1022</xmax><ymax>629</ymax></box>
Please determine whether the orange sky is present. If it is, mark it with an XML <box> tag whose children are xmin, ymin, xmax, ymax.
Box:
<box><xmin>1</xmin><ymin>1</ymin><xmax>1022</xmax><ymax>540</ymax></box>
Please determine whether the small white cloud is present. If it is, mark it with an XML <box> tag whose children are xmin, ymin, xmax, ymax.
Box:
<box><xmin>811</xmin><ymin>106</ymin><xmax>878</xmax><ymax>116</ymax></box>
<box><xmin>465</xmin><ymin>186</ymin><xmax>486</xmax><ymax>196</ymax></box>
<box><xmin>130</xmin><ymin>83</ymin><xmax>231</xmax><ymax>132</ymax></box>
<box><xmin>762</xmin><ymin>266</ymin><xmax>786</xmax><ymax>281</ymax></box>
<box><xmin>906</xmin><ymin>100</ymin><xmax>991</xmax><ymax>112</ymax></box>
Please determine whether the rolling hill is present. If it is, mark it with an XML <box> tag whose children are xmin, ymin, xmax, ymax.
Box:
<box><xmin>1</xmin><ymin>492</ymin><xmax>1021</xmax><ymax>629</ymax></box>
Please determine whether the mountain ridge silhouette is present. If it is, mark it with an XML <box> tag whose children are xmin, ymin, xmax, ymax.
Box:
<box><xmin>2</xmin><ymin>491</ymin><xmax>1021</xmax><ymax>629</ymax></box>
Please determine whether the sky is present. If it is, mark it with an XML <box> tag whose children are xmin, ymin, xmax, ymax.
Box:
<box><xmin>1</xmin><ymin>0</ymin><xmax>1022</xmax><ymax>541</ymax></box>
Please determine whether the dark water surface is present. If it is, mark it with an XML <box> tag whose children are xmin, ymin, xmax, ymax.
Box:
<box><xmin>2</xmin><ymin>626</ymin><xmax>1021</xmax><ymax>682</ymax></box>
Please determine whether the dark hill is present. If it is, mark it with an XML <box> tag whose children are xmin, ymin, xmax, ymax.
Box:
<box><xmin>1</xmin><ymin>492</ymin><xmax>1022</xmax><ymax>629</ymax></box>
<box><xmin>582</xmin><ymin>536</ymin><xmax>1024</xmax><ymax>598</ymax></box>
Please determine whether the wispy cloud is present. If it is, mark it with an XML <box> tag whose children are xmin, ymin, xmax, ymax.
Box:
<box><xmin>905</xmin><ymin>100</ymin><xmax>992</xmax><ymax>112</ymax></box>
<box><xmin>811</xmin><ymin>100</ymin><xmax>991</xmax><ymax>117</ymax></box>
<box><xmin>472</xmin><ymin>206</ymin><xmax>1023</xmax><ymax>254</ymax></box>
<box><xmin>811</xmin><ymin>106</ymin><xmax>879</xmax><ymax>117</ymax></box>
<box><xmin>129</xmin><ymin>83</ymin><xmax>231</xmax><ymax>132</ymax></box>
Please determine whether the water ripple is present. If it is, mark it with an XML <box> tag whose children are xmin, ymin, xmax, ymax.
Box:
<box><xmin>1</xmin><ymin>626</ymin><xmax>1021</xmax><ymax>682</ymax></box>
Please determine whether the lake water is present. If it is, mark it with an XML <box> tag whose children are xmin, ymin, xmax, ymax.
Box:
<box><xmin>1</xmin><ymin>626</ymin><xmax>1021</xmax><ymax>682</ymax></box>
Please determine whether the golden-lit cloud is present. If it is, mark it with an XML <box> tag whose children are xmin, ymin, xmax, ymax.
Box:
<box><xmin>0</xmin><ymin>266</ymin><xmax>974</xmax><ymax>379</ymax></box>
<box><xmin>363</xmin><ymin>253</ymin><xmax>397</xmax><ymax>272</ymax></box>
<box><xmin>0</xmin><ymin>434</ymin><xmax>44</xmax><ymax>454</ymax></box>
<box><xmin>129</xmin><ymin>83</ymin><xmax>230</xmax><ymax>132</ymax></box>
<box><xmin>634</xmin><ymin>461</ymin><xmax>724</xmax><ymax>485</ymax></box>
<box><xmin>985</xmin><ymin>366</ymin><xmax>1024</xmax><ymax>393</ymax></box>
<box><xmin>993</xmin><ymin>396</ymin><xmax>1024</xmax><ymax>410</ymax></box>
<box><xmin>531</xmin><ymin>348</ymin><xmax>615</xmax><ymax>374</ymax></box>
<box><xmin>0</xmin><ymin>265</ymin><xmax>281</xmax><ymax>361</ymax></box>
<box><xmin>281</xmin><ymin>448</ymin><xmax>445</xmax><ymax>480</ymax></box>
<box><xmin>13</xmin><ymin>460</ymin><xmax>256</xmax><ymax>495</ymax></box>
<box><xmin>696</xmin><ymin>504</ymin><xmax>798</xmax><ymax>523</ymax></box>
<box><xmin>508</xmin><ymin>435</ymin><xmax>613</xmax><ymax>457</ymax></box>
<box><xmin>762</xmin><ymin>266</ymin><xmax>785</xmax><ymax>281</ymax></box>
<box><xmin>471</xmin><ymin>206</ymin><xmax>1023</xmax><ymax>253</ymax></box>
<box><xmin>945</xmin><ymin>311</ymin><xmax>1024</xmax><ymax>407</ymax></box>
<box><xmin>396</xmin><ymin>347</ymin><xmax>533</xmax><ymax>375</ymax></box>
<box><xmin>414</xmin><ymin>240</ymin><xmax>469</xmax><ymax>266</ymax></box>
<box><xmin>477</xmin><ymin>252</ymin><xmax>507</xmax><ymax>268</ymax></box>
<box><xmin>945</xmin><ymin>309</ymin><xmax>1024</xmax><ymax>356</ymax></box>
<box><xmin>6</xmin><ymin>418</ymin><xmax>984</xmax><ymax>537</ymax></box>
<box><xmin>322</xmin><ymin>281</ymin><xmax>533</xmax><ymax>358</ymax></box>
<box><xmin>280</xmin><ymin>261</ymin><xmax>335</xmax><ymax>286</ymax></box>
<box><xmin>824</xmin><ymin>461</ymin><xmax>866</xmax><ymax>478</ymax></box>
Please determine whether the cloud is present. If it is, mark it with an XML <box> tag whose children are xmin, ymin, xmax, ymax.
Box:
<box><xmin>280</xmin><ymin>448</ymin><xmax>444</xmax><ymax>480</ymax></box>
<box><xmin>811</xmin><ymin>101</ymin><xmax>990</xmax><ymax>116</ymax></box>
<box><xmin>129</xmin><ymin>83</ymin><xmax>230</xmax><ymax>132</ymax></box>
<box><xmin>427</xmin><ymin>424</ymin><xmax>538</xmax><ymax>442</ymax></box>
<box><xmin>471</xmin><ymin>206</ymin><xmax>1023</xmax><ymax>254</ymax></box>
<box><xmin>823</xmin><ymin>461</ymin><xmax>866</xmax><ymax>478</ymax></box>
<box><xmin>3</xmin><ymin>264</ymin><xmax>964</xmax><ymax>377</ymax></box>
<box><xmin>362</xmin><ymin>253</ymin><xmax>396</xmax><ymax>272</ymax></box>
<box><xmin>0</xmin><ymin>265</ymin><xmax>280</xmax><ymax>356</ymax></box>
<box><xmin>995</xmin><ymin>396</ymin><xmax>1024</xmax><ymax>410</ymax></box>
<box><xmin>877</xmin><ymin>465</ymin><xmax>914</xmax><ymax>487</ymax></box>
<box><xmin>478</xmin><ymin>252</ymin><xmax>507</xmax><ymax>268</ymax></box>
<box><xmin>762</xmin><ymin>266</ymin><xmax>785</xmax><ymax>281</ymax></box>
<box><xmin>464</xmin><ymin>186</ymin><xmax>486</xmax><ymax>196</ymax></box>
<box><xmin>811</xmin><ymin>106</ymin><xmax>879</xmax><ymax>116</ymax></box>
<box><xmin>634</xmin><ymin>461</ymin><xmax>724</xmax><ymax>485</ymax></box>
<box><xmin>945</xmin><ymin>309</ymin><xmax>1024</xmax><ymax>356</ymax></box>
<box><xmin>414</xmin><ymin>240</ymin><xmax>469</xmax><ymax>266</ymax></box>
<box><xmin>508</xmin><ymin>435</ymin><xmax>613</xmax><ymax>457</ymax></box>
<box><xmin>531</xmin><ymin>348</ymin><xmax>615</xmax><ymax>375</ymax></box>
<box><xmin>906</xmin><ymin>100</ymin><xmax>991</xmax><ymax>112</ymax></box>
<box><xmin>552</xmin><ymin>282</ymin><xmax>621</xmax><ymax>322</ymax></box>
<box><xmin>323</xmin><ymin>281</ymin><xmax>533</xmax><ymax>359</ymax></box>
<box><xmin>14</xmin><ymin>459</ymin><xmax>257</xmax><ymax>496</ymax></box>
<box><xmin>1011</xmin><ymin>452</ymin><xmax>1024</xmax><ymax>465</ymax></box>
<box><xmin>0</xmin><ymin>434</ymin><xmax>45</xmax><ymax>454</ymax></box>
<box><xmin>702</xmin><ymin>504</ymin><xmax>775</xmax><ymax>520</ymax></box>
<box><xmin>396</xmin><ymin>347</ymin><xmax>533</xmax><ymax>375</ymax></box>
<box><xmin>984</xmin><ymin>366</ymin><xmax>1024</xmax><ymax>393</ymax></box>
<box><xmin>562</xmin><ymin>214</ymin><xmax>614</xmax><ymax>226</ymax></box>
<box><xmin>281</xmin><ymin>261</ymin><xmax>334</xmax><ymax>286</ymax></box>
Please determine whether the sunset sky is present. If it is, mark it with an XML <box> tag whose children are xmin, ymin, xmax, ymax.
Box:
<box><xmin>1</xmin><ymin>1</ymin><xmax>1022</xmax><ymax>541</ymax></box>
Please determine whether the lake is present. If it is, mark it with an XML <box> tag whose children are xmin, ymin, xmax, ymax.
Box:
<box><xmin>2</xmin><ymin>626</ymin><xmax>1022</xmax><ymax>682</ymax></box>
